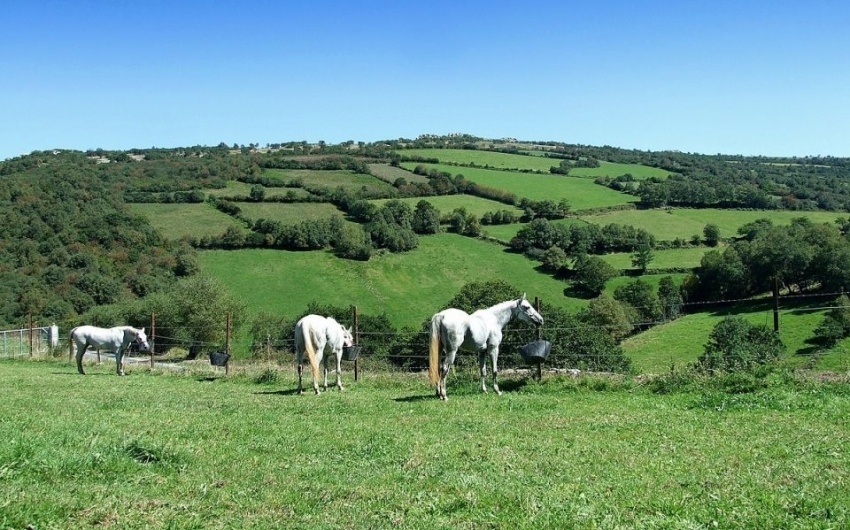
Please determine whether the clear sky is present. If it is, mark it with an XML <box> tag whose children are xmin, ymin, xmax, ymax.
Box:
<box><xmin>2</xmin><ymin>0</ymin><xmax>848</xmax><ymax>160</ymax></box>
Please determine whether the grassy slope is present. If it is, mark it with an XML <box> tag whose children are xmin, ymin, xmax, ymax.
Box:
<box><xmin>581</xmin><ymin>208</ymin><xmax>846</xmax><ymax>241</ymax></box>
<box><xmin>371</xmin><ymin>195</ymin><xmax>524</xmax><ymax>218</ymax></box>
<box><xmin>198</xmin><ymin>233</ymin><xmax>583</xmax><ymax>329</ymax></box>
<box><xmin>399</xmin><ymin>148</ymin><xmax>671</xmax><ymax>179</ymax></box>
<box><xmin>128</xmin><ymin>203</ymin><xmax>244</xmax><ymax>241</ymax></box>
<box><xmin>2</xmin><ymin>359</ymin><xmax>848</xmax><ymax>529</ymax></box>
<box><xmin>236</xmin><ymin>202</ymin><xmax>350</xmax><ymax>224</ymax></box>
<box><xmin>400</xmin><ymin>163</ymin><xmax>636</xmax><ymax>210</ymax></box>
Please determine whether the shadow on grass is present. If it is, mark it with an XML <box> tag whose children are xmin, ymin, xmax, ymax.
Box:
<box><xmin>254</xmin><ymin>388</ymin><xmax>302</xmax><ymax>396</ymax></box>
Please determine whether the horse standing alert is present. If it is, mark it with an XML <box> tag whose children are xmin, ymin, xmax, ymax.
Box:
<box><xmin>294</xmin><ymin>315</ymin><xmax>354</xmax><ymax>395</ymax></box>
<box><xmin>428</xmin><ymin>294</ymin><xmax>543</xmax><ymax>400</ymax></box>
<box><xmin>70</xmin><ymin>325</ymin><xmax>150</xmax><ymax>376</ymax></box>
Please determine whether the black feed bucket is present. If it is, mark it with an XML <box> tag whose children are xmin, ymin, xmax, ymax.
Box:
<box><xmin>341</xmin><ymin>345</ymin><xmax>362</xmax><ymax>362</ymax></box>
<box><xmin>209</xmin><ymin>351</ymin><xmax>230</xmax><ymax>367</ymax></box>
<box><xmin>519</xmin><ymin>340</ymin><xmax>551</xmax><ymax>364</ymax></box>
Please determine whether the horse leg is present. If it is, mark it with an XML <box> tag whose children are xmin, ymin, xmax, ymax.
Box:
<box><xmin>335</xmin><ymin>351</ymin><xmax>344</xmax><ymax>391</ymax></box>
<box><xmin>490</xmin><ymin>346</ymin><xmax>502</xmax><ymax>396</ymax></box>
<box><xmin>116</xmin><ymin>347</ymin><xmax>125</xmax><ymax>376</ymax></box>
<box><xmin>439</xmin><ymin>349</ymin><xmax>457</xmax><ymax>401</ymax></box>
<box><xmin>75</xmin><ymin>342</ymin><xmax>87</xmax><ymax>375</ymax></box>
<box><xmin>297</xmin><ymin>361</ymin><xmax>304</xmax><ymax>395</ymax></box>
<box><xmin>478</xmin><ymin>350</ymin><xmax>488</xmax><ymax>393</ymax></box>
<box><xmin>322</xmin><ymin>353</ymin><xmax>329</xmax><ymax>392</ymax></box>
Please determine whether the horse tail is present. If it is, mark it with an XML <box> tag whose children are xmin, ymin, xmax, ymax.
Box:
<box><xmin>428</xmin><ymin>313</ymin><xmax>442</xmax><ymax>386</ymax></box>
<box><xmin>68</xmin><ymin>327</ymin><xmax>77</xmax><ymax>360</ymax></box>
<box><xmin>301</xmin><ymin>320</ymin><xmax>321</xmax><ymax>383</ymax></box>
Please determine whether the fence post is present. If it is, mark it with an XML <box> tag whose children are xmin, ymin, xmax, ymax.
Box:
<box><xmin>150</xmin><ymin>312</ymin><xmax>156</xmax><ymax>370</ymax></box>
<box><xmin>534</xmin><ymin>297</ymin><xmax>542</xmax><ymax>380</ymax></box>
<box><xmin>225</xmin><ymin>312</ymin><xmax>232</xmax><ymax>375</ymax></box>
<box><xmin>29</xmin><ymin>315</ymin><xmax>34</xmax><ymax>357</ymax></box>
<box><xmin>772</xmin><ymin>277</ymin><xmax>780</xmax><ymax>333</ymax></box>
<box><xmin>352</xmin><ymin>305</ymin><xmax>360</xmax><ymax>382</ymax></box>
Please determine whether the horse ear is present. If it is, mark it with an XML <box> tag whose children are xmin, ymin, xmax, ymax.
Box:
<box><xmin>520</xmin><ymin>292</ymin><xmax>527</xmax><ymax>302</ymax></box>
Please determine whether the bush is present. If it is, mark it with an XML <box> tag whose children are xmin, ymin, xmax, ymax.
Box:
<box><xmin>697</xmin><ymin>317</ymin><xmax>784</xmax><ymax>372</ymax></box>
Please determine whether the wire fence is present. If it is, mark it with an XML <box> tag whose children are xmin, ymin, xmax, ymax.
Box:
<box><xmin>6</xmin><ymin>290</ymin><xmax>849</xmax><ymax>373</ymax></box>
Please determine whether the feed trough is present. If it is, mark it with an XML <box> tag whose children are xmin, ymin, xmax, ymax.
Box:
<box><xmin>208</xmin><ymin>351</ymin><xmax>230</xmax><ymax>367</ymax></box>
<box><xmin>518</xmin><ymin>340</ymin><xmax>551</xmax><ymax>364</ymax></box>
<box><xmin>341</xmin><ymin>345</ymin><xmax>362</xmax><ymax>361</ymax></box>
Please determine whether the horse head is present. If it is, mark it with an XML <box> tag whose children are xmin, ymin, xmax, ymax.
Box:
<box><xmin>514</xmin><ymin>293</ymin><xmax>544</xmax><ymax>326</ymax></box>
<box><xmin>134</xmin><ymin>327</ymin><xmax>151</xmax><ymax>351</ymax></box>
<box><xmin>342</xmin><ymin>326</ymin><xmax>354</xmax><ymax>348</ymax></box>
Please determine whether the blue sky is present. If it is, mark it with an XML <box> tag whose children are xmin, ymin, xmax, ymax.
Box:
<box><xmin>2</xmin><ymin>0</ymin><xmax>848</xmax><ymax>160</ymax></box>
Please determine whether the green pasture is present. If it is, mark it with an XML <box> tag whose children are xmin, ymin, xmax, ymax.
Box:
<box><xmin>482</xmin><ymin>218</ymin><xmax>589</xmax><ymax>242</ymax></box>
<box><xmin>2</xmin><ymin>359</ymin><xmax>849</xmax><ymax>529</ymax></box>
<box><xmin>599</xmin><ymin>246</ymin><xmax>714</xmax><ymax>270</ymax></box>
<box><xmin>400</xmin><ymin>163</ymin><xmax>636</xmax><ymax>210</ymax></box>
<box><xmin>369</xmin><ymin>163</ymin><xmax>429</xmax><ymax>184</ymax></box>
<box><xmin>398</xmin><ymin>149</ymin><xmax>670</xmax><ymax>180</ymax></box>
<box><xmin>128</xmin><ymin>203</ymin><xmax>244</xmax><ymax>241</ymax></box>
<box><xmin>198</xmin><ymin>233</ymin><xmax>583</xmax><ymax>331</ymax></box>
<box><xmin>581</xmin><ymin>208</ymin><xmax>847</xmax><ymax>242</ymax></box>
<box><xmin>603</xmin><ymin>273</ymin><xmax>689</xmax><ymax>298</ymax></box>
<box><xmin>569</xmin><ymin>161</ymin><xmax>671</xmax><ymax>180</ymax></box>
<box><xmin>235</xmin><ymin>202</ymin><xmax>348</xmax><ymax>225</ymax></box>
<box><xmin>203</xmin><ymin>180</ymin><xmax>255</xmax><ymax>197</ymax></box>
<box><xmin>371</xmin><ymin>195</ymin><xmax>524</xmax><ymax>219</ymax></box>
<box><xmin>264</xmin><ymin>168</ymin><xmax>396</xmax><ymax>194</ymax></box>
<box><xmin>622</xmin><ymin>298</ymin><xmax>850</xmax><ymax>374</ymax></box>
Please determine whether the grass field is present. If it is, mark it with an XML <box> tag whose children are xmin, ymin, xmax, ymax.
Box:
<box><xmin>2</xmin><ymin>359</ymin><xmax>848</xmax><ymax>529</ymax></box>
<box><xmin>580</xmin><ymin>208</ymin><xmax>847</xmax><ymax>241</ymax></box>
<box><xmin>371</xmin><ymin>195</ymin><xmax>524</xmax><ymax>219</ymax></box>
<box><xmin>398</xmin><ymin>149</ymin><xmax>671</xmax><ymax>180</ymax></box>
<box><xmin>264</xmin><ymin>168</ymin><xmax>396</xmax><ymax>194</ymax></box>
<box><xmin>369</xmin><ymin>163</ymin><xmax>429</xmax><ymax>184</ymax></box>
<box><xmin>622</xmin><ymin>298</ymin><xmax>850</xmax><ymax>374</ymax></box>
<box><xmin>129</xmin><ymin>203</ymin><xmax>245</xmax><ymax>241</ymax></box>
<box><xmin>235</xmin><ymin>202</ymin><xmax>349</xmax><ymax>224</ymax></box>
<box><xmin>400</xmin><ymin>163</ymin><xmax>636</xmax><ymax>210</ymax></box>
<box><xmin>198</xmin><ymin>233</ymin><xmax>585</xmax><ymax>331</ymax></box>
<box><xmin>599</xmin><ymin>246</ymin><xmax>714</xmax><ymax>270</ymax></box>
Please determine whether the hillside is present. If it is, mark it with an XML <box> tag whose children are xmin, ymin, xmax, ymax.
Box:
<box><xmin>3</xmin><ymin>135</ymin><xmax>850</xmax><ymax>371</ymax></box>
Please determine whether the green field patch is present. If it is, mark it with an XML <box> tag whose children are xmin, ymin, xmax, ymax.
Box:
<box><xmin>623</xmin><ymin>299</ymin><xmax>835</xmax><ymax>373</ymax></box>
<box><xmin>264</xmin><ymin>168</ymin><xmax>396</xmax><ymax>193</ymax></box>
<box><xmin>199</xmin><ymin>233</ymin><xmax>583</xmax><ymax>329</ymax></box>
<box><xmin>599</xmin><ymin>246</ymin><xmax>714</xmax><ymax>270</ymax></box>
<box><xmin>236</xmin><ymin>202</ymin><xmax>347</xmax><ymax>224</ymax></box>
<box><xmin>569</xmin><ymin>161</ymin><xmax>671</xmax><ymax>180</ymax></box>
<box><xmin>401</xmin><ymin>163</ymin><xmax>636</xmax><ymax>210</ymax></box>
<box><xmin>483</xmin><ymin>218</ymin><xmax>588</xmax><ymax>242</ymax></box>
<box><xmin>581</xmin><ymin>208</ymin><xmax>847</xmax><ymax>241</ymax></box>
<box><xmin>129</xmin><ymin>203</ymin><xmax>244</xmax><ymax>241</ymax></box>
<box><xmin>399</xmin><ymin>149</ymin><xmax>669</xmax><ymax>179</ymax></box>
<box><xmin>371</xmin><ymin>195</ymin><xmax>523</xmax><ymax>219</ymax></box>
<box><xmin>204</xmin><ymin>180</ymin><xmax>255</xmax><ymax>197</ymax></box>
<box><xmin>368</xmin><ymin>163</ymin><xmax>428</xmax><ymax>184</ymax></box>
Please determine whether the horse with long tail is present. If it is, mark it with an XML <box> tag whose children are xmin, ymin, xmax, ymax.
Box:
<box><xmin>294</xmin><ymin>315</ymin><xmax>354</xmax><ymax>395</ymax></box>
<box><xmin>428</xmin><ymin>293</ymin><xmax>543</xmax><ymax>400</ymax></box>
<box><xmin>70</xmin><ymin>325</ymin><xmax>150</xmax><ymax>376</ymax></box>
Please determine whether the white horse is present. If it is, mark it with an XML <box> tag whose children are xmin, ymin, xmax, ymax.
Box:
<box><xmin>294</xmin><ymin>315</ymin><xmax>354</xmax><ymax>395</ymax></box>
<box><xmin>429</xmin><ymin>294</ymin><xmax>543</xmax><ymax>400</ymax></box>
<box><xmin>70</xmin><ymin>325</ymin><xmax>150</xmax><ymax>376</ymax></box>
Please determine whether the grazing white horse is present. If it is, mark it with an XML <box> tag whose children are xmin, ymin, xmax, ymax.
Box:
<box><xmin>294</xmin><ymin>315</ymin><xmax>354</xmax><ymax>395</ymax></box>
<box><xmin>70</xmin><ymin>325</ymin><xmax>150</xmax><ymax>376</ymax></box>
<box><xmin>429</xmin><ymin>294</ymin><xmax>543</xmax><ymax>400</ymax></box>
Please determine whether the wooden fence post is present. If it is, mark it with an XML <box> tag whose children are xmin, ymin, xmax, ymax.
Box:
<box><xmin>225</xmin><ymin>312</ymin><xmax>232</xmax><ymax>375</ymax></box>
<box><xmin>29</xmin><ymin>315</ymin><xmax>34</xmax><ymax>357</ymax></box>
<box><xmin>352</xmin><ymin>305</ymin><xmax>360</xmax><ymax>382</ymax></box>
<box><xmin>150</xmin><ymin>312</ymin><xmax>156</xmax><ymax>369</ymax></box>
<box><xmin>534</xmin><ymin>297</ymin><xmax>542</xmax><ymax>380</ymax></box>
